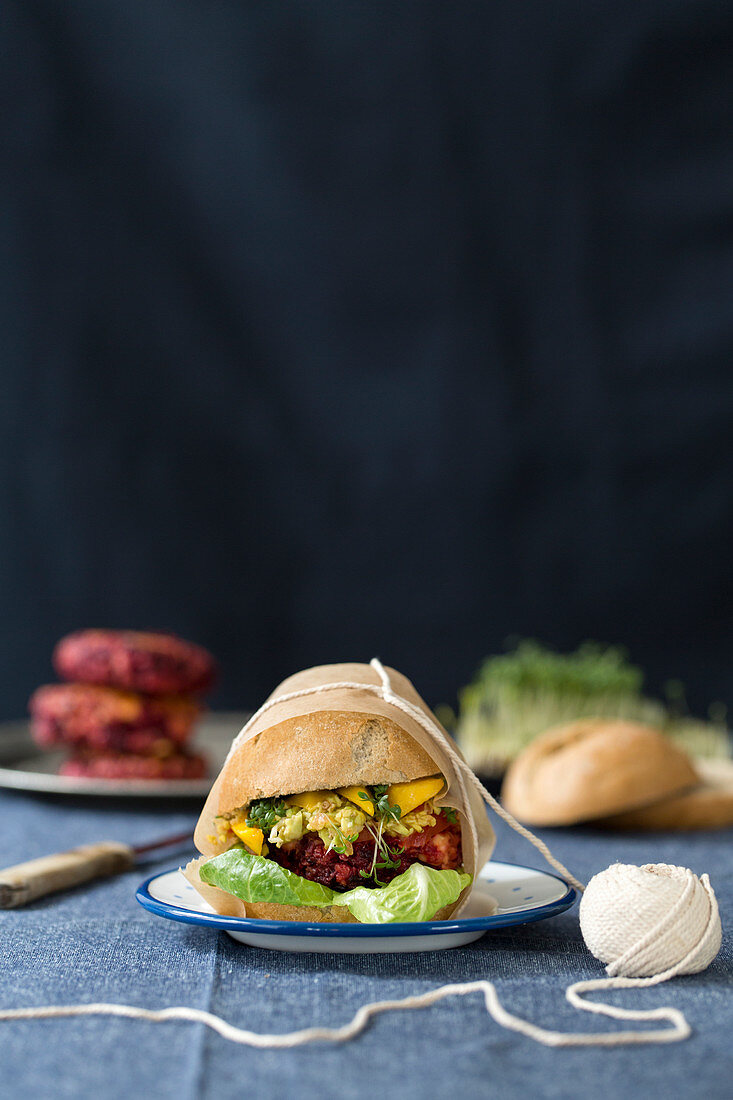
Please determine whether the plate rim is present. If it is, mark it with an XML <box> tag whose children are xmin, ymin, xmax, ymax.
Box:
<box><xmin>135</xmin><ymin>859</ymin><xmax>577</xmax><ymax>938</ymax></box>
<box><xmin>0</xmin><ymin>763</ymin><xmax>212</xmax><ymax>797</ymax></box>
<box><xmin>0</xmin><ymin>714</ymin><xmax>249</xmax><ymax>799</ymax></box>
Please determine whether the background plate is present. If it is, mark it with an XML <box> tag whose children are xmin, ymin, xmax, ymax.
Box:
<box><xmin>137</xmin><ymin>860</ymin><xmax>576</xmax><ymax>953</ymax></box>
<box><xmin>0</xmin><ymin>713</ymin><xmax>247</xmax><ymax>798</ymax></box>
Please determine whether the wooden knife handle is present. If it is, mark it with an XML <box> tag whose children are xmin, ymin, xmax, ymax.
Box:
<box><xmin>0</xmin><ymin>842</ymin><xmax>135</xmax><ymax>908</ymax></box>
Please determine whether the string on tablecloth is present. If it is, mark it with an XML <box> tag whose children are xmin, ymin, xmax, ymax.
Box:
<box><xmin>0</xmin><ymin>660</ymin><xmax>721</xmax><ymax>1047</ymax></box>
<box><xmin>0</xmin><ymin>977</ymin><xmax>694</xmax><ymax>1047</ymax></box>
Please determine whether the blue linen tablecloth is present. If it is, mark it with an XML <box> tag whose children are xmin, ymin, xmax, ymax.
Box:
<box><xmin>1</xmin><ymin>787</ymin><xmax>730</xmax><ymax>1099</ymax></box>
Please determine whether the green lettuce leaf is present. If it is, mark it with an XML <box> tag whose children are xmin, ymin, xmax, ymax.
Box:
<box><xmin>200</xmin><ymin>847</ymin><xmax>336</xmax><ymax>907</ymax></box>
<box><xmin>199</xmin><ymin>849</ymin><xmax>471</xmax><ymax>923</ymax></box>
<box><xmin>335</xmin><ymin>863</ymin><xmax>472</xmax><ymax>923</ymax></box>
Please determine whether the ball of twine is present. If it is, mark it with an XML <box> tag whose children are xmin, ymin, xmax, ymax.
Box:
<box><xmin>579</xmin><ymin>862</ymin><xmax>722</xmax><ymax>980</ymax></box>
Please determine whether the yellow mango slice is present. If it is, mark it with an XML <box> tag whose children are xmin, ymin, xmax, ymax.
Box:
<box><xmin>338</xmin><ymin>786</ymin><xmax>375</xmax><ymax>816</ymax></box>
<box><xmin>386</xmin><ymin>776</ymin><xmax>445</xmax><ymax>816</ymax></box>
<box><xmin>287</xmin><ymin>790</ymin><xmax>333</xmax><ymax>812</ymax></box>
<box><xmin>230</xmin><ymin>821</ymin><xmax>264</xmax><ymax>855</ymax></box>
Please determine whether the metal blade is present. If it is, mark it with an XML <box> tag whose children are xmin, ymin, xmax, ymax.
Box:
<box><xmin>132</xmin><ymin>830</ymin><xmax>195</xmax><ymax>858</ymax></box>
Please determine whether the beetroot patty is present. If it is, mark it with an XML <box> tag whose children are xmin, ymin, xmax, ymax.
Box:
<box><xmin>54</xmin><ymin>630</ymin><xmax>216</xmax><ymax>694</ymax></box>
<box><xmin>269</xmin><ymin>812</ymin><xmax>462</xmax><ymax>891</ymax></box>
<box><xmin>29</xmin><ymin>683</ymin><xmax>200</xmax><ymax>752</ymax></box>
<box><xmin>60</xmin><ymin>750</ymin><xmax>208</xmax><ymax>781</ymax></box>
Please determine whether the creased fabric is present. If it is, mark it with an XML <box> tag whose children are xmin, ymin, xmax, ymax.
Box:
<box><xmin>0</xmin><ymin>791</ymin><xmax>731</xmax><ymax>1098</ymax></box>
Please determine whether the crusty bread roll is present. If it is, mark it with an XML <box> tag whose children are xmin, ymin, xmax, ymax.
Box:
<box><xmin>594</xmin><ymin>757</ymin><xmax>733</xmax><ymax>831</ymax></box>
<box><xmin>213</xmin><ymin>711</ymin><xmax>437</xmax><ymax>821</ymax></box>
<box><xmin>501</xmin><ymin>718</ymin><xmax>699</xmax><ymax>826</ymax></box>
<box><xmin>186</xmin><ymin>709</ymin><xmax>446</xmax><ymax>924</ymax></box>
<box><xmin>187</xmin><ymin>663</ymin><xmax>496</xmax><ymax>922</ymax></box>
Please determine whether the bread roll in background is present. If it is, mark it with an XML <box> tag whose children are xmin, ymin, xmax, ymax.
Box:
<box><xmin>593</xmin><ymin>757</ymin><xmax>733</xmax><ymax>831</ymax></box>
<box><xmin>501</xmin><ymin>718</ymin><xmax>699</xmax><ymax>826</ymax></box>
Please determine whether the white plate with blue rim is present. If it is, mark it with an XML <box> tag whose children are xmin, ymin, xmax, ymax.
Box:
<box><xmin>136</xmin><ymin>860</ymin><xmax>576</xmax><ymax>953</ymax></box>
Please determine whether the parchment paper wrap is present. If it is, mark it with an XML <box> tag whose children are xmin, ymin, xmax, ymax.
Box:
<box><xmin>186</xmin><ymin>663</ymin><xmax>496</xmax><ymax>919</ymax></box>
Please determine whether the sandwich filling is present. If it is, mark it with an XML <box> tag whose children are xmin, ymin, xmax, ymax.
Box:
<box><xmin>208</xmin><ymin>775</ymin><xmax>463</xmax><ymax>892</ymax></box>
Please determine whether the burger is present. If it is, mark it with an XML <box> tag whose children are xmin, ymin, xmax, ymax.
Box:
<box><xmin>186</xmin><ymin>663</ymin><xmax>495</xmax><ymax>923</ymax></box>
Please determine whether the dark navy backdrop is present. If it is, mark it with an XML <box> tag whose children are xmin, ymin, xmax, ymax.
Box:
<box><xmin>2</xmin><ymin>1</ymin><xmax>733</xmax><ymax>717</ymax></box>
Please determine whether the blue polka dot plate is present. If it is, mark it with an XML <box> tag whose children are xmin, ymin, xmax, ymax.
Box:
<box><xmin>136</xmin><ymin>860</ymin><xmax>576</xmax><ymax>953</ymax></box>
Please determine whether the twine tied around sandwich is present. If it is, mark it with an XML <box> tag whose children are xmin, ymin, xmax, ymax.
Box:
<box><xmin>224</xmin><ymin>657</ymin><xmax>585</xmax><ymax>890</ymax></box>
<box><xmin>0</xmin><ymin>660</ymin><xmax>722</xmax><ymax>1049</ymax></box>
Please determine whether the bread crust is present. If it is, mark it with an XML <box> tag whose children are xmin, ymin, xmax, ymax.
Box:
<box><xmin>501</xmin><ymin>718</ymin><xmax>699</xmax><ymax>826</ymax></box>
<box><xmin>215</xmin><ymin>710</ymin><xmax>438</xmax><ymax>818</ymax></box>
<box><xmin>241</xmin><ymin>901</ymin><xmax>455</xmax><ymax>921</ymax></box>
<box><xmin>594</xmin><ymin>757</ymin><xmax>733</xmax><ymax>831</ymax></box>
<box><xmin>242</xmin><ymin>902</ymin><xmax>358</xmax><ymax>922</ymax></box>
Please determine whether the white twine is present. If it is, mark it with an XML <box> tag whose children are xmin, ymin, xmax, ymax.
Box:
<box><xmin>0</xmin><ymin>979</ymin><xmax>693</xmax><ymax>1047</ymax></box>
<box><xmin>1</xmin><ymin>661</ymin><xmax>722</xmax><ymax>1048</ymax></box>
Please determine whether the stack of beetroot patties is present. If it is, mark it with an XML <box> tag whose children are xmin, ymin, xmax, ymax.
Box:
<box><xmin>29</xmin><ymin>630</ymin><xmax>216</xmax><ymax>780</ymax></box>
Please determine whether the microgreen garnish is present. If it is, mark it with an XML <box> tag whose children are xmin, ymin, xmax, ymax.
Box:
<box><xmin>361</xmin><ymin>815</ymin><xmax>404</xmax><ymax>885</ymax></box>
<box><xmin>444</xmin><ymin>807</ymin><xmax>458</xmax><ymax>824</ymax></box>
<box><xmin>372</xmin><ymin>784</ymin><xmax>401</xmax><ymax>822</ymax></box>
<box><xmin>245</xmin><ymin>797</ymin><xmax>288</xmax><ymax>833</ymax></box>
<box><xmin>328</xmin><ymin>823</ymin><xmax>353</xmax><ymax>856</ymax></box>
